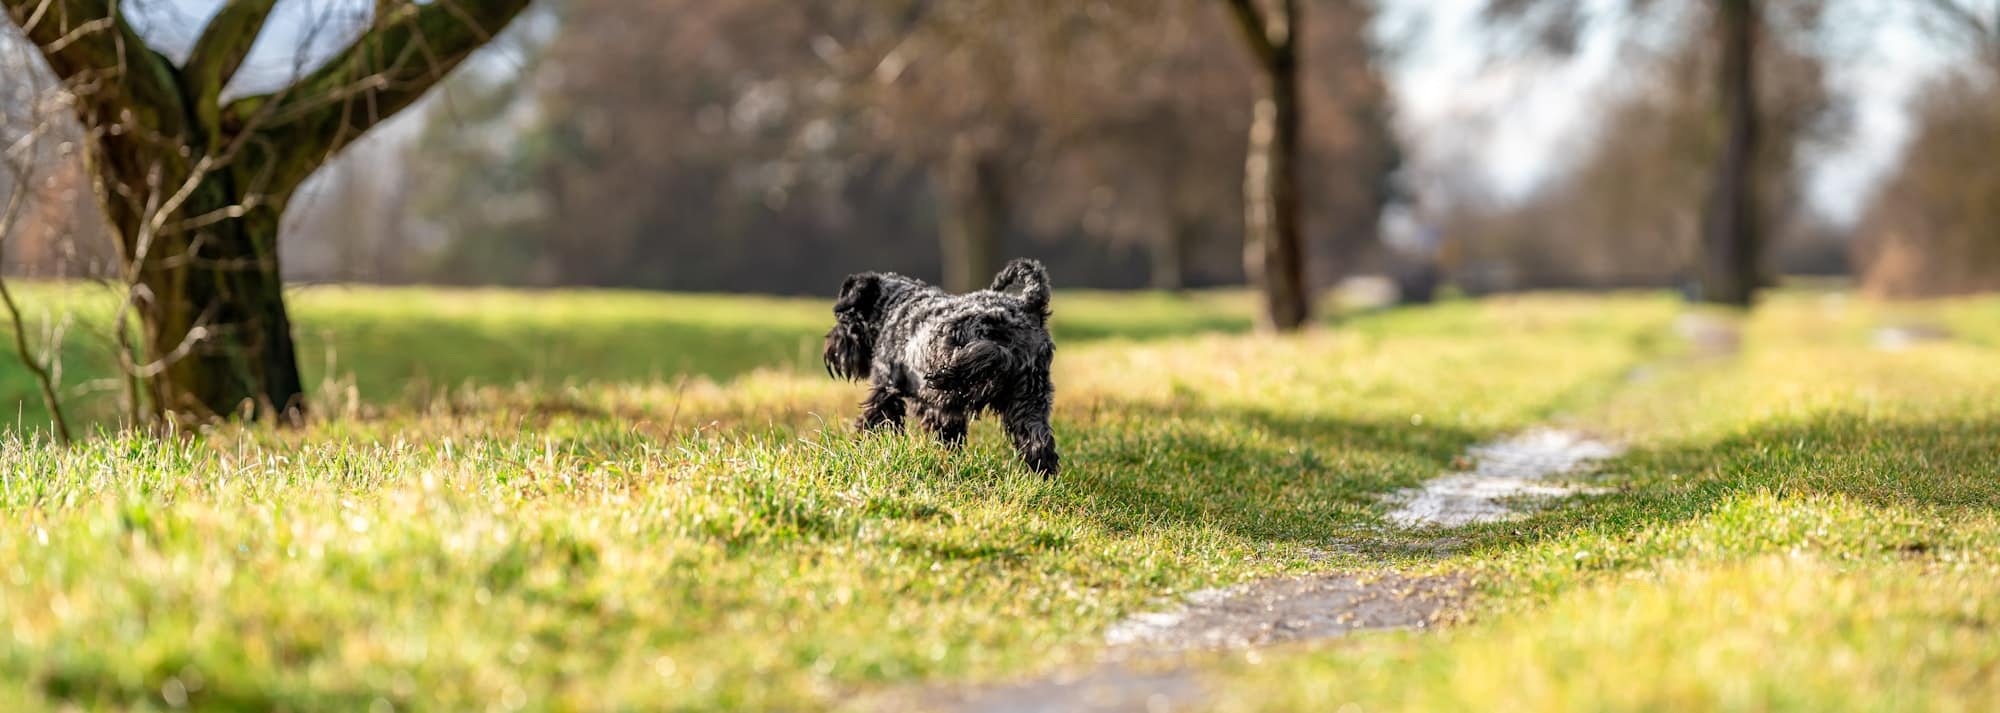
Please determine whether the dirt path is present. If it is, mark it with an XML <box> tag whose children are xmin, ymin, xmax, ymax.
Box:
<box><xmin>904</xmin><ymin>573</ymin><xmax>1465</xmax><ymax>713</ymax></box>
<box><xmin>1873</xmin><ymin>322</ymin><xmax>1953</xmax><ymax>352</ymax></box>
<box><xmin>881</xmin><ymin>429</ymin><xmax>1614</xmax><ymax>712</ymax></box>
<box><xmin>1384</xmin><ymin>429</ymin><xmax>1620</xmax><ymax>528</ymax></box>
<box><xmin>1101</xmin><ymin>573</ymin><xmax>1464</xmax><ymax>650</ymax></box>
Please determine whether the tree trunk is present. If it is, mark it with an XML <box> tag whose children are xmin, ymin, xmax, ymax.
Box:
<box><xmin>1244</xmin><ymin>50</ymin><xmax>1309</xmax><ymax>330</ymax></box>
<box><xmin>1232</xmin><ymin>0</ymin><xmax>1309</xmax><ymax>332</ymax></box>
<box><xmin>939</xmin><ymin>140</ymin><xmax>1007</xmax><ymax>294</ymax></box>
<box><xmin>7</xmin><ymin>0</ymin><xmax>531</xmax><ymax>426</ymax></box>
<box><xmin>1152</xmin><ymin>218</ymin><xmax>1194</xmax><ymax>292</ymax></box>
<box><xmin>108</xmin><ymin>166</ymin><xmax>306</xmax><ymax>424</ymax></box>
<box><xmin>1695</xmin><ymin>0</ymin><xmax>1761</xmax><ymax>307</ymax></box>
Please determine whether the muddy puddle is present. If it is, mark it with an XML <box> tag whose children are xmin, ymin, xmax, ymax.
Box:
<box><xmin>1385</xmin><ymin>429</ymin><xmax>1619</xmax><ymax>528</ymax></box>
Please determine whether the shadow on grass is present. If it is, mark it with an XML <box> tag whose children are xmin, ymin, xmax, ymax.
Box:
<box><xmin>1044</xmin><ymin>409</ymin><xmax>2000</xmax><ymax>567</ymax></box>
<box><xmin>1034</xmin><ymin>404</ymin><xmax>1488</xmax><ymax>549</ymax></box>
<box><xmin>1458</xmin><ymin>414</ymin><xmax>2000</xmax><ymax>552</ymax></box>
<box><xmin>534</xmin><ymin>399</ymin><xmax>1497</xmax><ymax>566</ymax></box>
<box><xmin>4</xmin><ymin>301</ymin><xmax>1270</xmax><ymax>432</ymax></box>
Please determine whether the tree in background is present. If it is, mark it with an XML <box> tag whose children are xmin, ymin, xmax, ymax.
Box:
<box><xmin>0</xmin><ymin>34</ymin><xmax>114</xmax><ymax>279</ymax></box>
<box><xmin>1221</xmin><ymin>0</ymin><xmax>1310</xmax><ymax>330</ymax></box>
<box><xmin>1</xmin><ymin>0</ymin><xmax>532</xmax><ymax>423</ymax></box>
<box><xmin>1856</xmin><ymin>78</ymin><xmax>2000</xmax><ymax>297</ymax></box>
<box><xmin>825</xmin><ymin>0</ymin><xmax>1388</xmax><ymax>302</ymax></box>
<box><xmin>1854</xmin><ymin>1</ymin><xmax>2000</xmax><ymax>297</ymax></box>
<box><xmin>956</xmin><ymin>0</ymin><xmax>1392</xmax><ymax>295</ymax></box>
<box><xmin>849</xmin><ymin>0</ymin><xmax>1074</xmax><ymax>293</ymax></box>
<box><xmin>1696</xmin><ymin>0</ymin><xmax>1764</xmax><ymax>305</ymax></box>
<box><xmin>1485</xmin><ymin>0</ymin><xmax>1814</xmax><ymax>306</ymax></box>
<box><xmin>1442</xmin><ymin>2</ymin><xmax>1839</xmax><ymax>293</ymax></box>
<box><xmin>401</xmin><ymin>0</ymin><xmax>1396</xmax><ymax>310</ymax></box>
<box><xmin>403</xmin><ymin>69</ymin><xmax>565</xmax><ymax>286</ymax></box>
<box><xmin>411</xmin><ymin>0</ymin><xmax>918</xmax><ymax>290</ymax></box>
<box><xmin>1</xmin><ymin>27</ymin><xmax>80</xmax><ymax>442</ymax></box>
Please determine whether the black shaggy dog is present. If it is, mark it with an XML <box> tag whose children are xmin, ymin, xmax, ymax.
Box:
<box><xmin>822</xmin><ymin>259</ymin><xmax>1060</xmax><ymax>476</ymax></box>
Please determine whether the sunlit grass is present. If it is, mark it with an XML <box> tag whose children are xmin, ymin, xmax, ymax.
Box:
<box><xmin>2</xmin><ymin>285</ymin><xmax>1997</xmax><ymax>711</ymax></box>
<box><xmin>1218</xmin><ymin>542</ymin><xmax>2000</xmax><ymax>712</ymax></box>
<box><xmin>0</xmin><ymin>283</ymin><xmax>1261</xmax><ymax>430</ymax></box>
<box><xmin>1209</xmin><ymin>289</ymin><xmax>2000</xmax><ymax>712</ymax></box>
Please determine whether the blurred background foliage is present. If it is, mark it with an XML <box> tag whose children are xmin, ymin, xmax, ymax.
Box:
<box><xmin>3</xmin><ymin>0</ymin><xmax>1997</xmax><ymax>300</ymax></box>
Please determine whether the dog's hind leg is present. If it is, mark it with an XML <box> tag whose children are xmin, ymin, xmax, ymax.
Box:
<box><xmin>1000</xmin><ymin>384</ymin><xmax>1059</xmax><ymax>477</ymax></box>
<box><xmin>917</xmin><ymin>401</ymin><xmax>968</xmax><ymax>448</ymax></box>
<box><xmin>857</xmin><ymin>380</ymin><xmax>906</xmax><ymax>432</ymax></box>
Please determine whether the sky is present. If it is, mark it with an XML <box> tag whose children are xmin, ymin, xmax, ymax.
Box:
<box><xmin>1378</xmin><ymin>0</ymin><xmax>1957</xmax><ymax>225</ymax></box>
<box><xmin>120</xmin><ymin>0</ymin><xmax>375</xmax><ymax>96</ymax></box>
<box><xmin>56</xmin><ymin>0</ymin><xmax>1978</xmax><ymax>228</ymax></box>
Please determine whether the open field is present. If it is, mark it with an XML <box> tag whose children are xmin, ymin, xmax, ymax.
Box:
<box><xmin>2</xmin><ymin>286</ymin><xmax>1997</xmax><ymax>711</ymax></box>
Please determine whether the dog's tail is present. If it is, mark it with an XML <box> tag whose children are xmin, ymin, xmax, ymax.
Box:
<box><xmin>988</xmin><ymin>259</ymin><xmax>1050</xmax><ymax>319</ymax></box>
<box><xmin>927</xmin><ymin>338</ymin><xmax>1018</xmax><ymax>408</ymax></box>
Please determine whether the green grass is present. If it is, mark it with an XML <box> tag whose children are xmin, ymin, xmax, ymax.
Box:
<box><xmin>2</xmin><ymin>285</ymin><xmax>1996</xmax><ymax>711</ymax></box>
<box><xmin>1211</xmin><ymin>292</ymin><xmax>2000</xmax><ymax>712</ymax></box>
<box><xmin>0</xmin><ymin>283</ymin><xmax>1261</xmax><ymax>428</ymax></box>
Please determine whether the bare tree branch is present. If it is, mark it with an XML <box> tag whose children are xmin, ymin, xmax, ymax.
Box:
<box><xmin>183</xmin><ymin>0</ymin><xmax>279</xmax><ymax>136</ymax></box>
<box><xmin>1</xmin><ymin>0</ymin><xmax>189</xmax><ymax>137</ymax></box>
<box><xmin>223</xmin><ymin>0</ymin><xmax>533</xmax><ymax>190</ymax></box>
<box><xmin>1918</xmin><ymin>0</ymin><xmax>1990</xmax><ymax>39</ymax></box>
<box><xmin>1914</xmin><ymin>0</ymin><xmax>2000</xmax><ymax>68</ymax></box>
<box><xmin>1222</xmin><ymin>0</ymin><xmax>1280</xmax><ymax>66</ymax></box>
<box><xmin>0</xmin><ymin>149</ymin><xmax>73</xmax><ymax>446</ymax></box>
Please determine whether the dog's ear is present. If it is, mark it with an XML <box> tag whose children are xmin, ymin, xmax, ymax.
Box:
<box><xmin>825</xmin><ymin>273</ymin><xmax>882</xmax><ymax>381</ymax></box>
<box><xmin>834</xmin><ymin>273</ymin><xmax>884</xmax><ymax>320</ymax></box>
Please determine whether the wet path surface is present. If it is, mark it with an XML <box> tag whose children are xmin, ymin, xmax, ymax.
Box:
<box><xmin>886</xmin><ymin>430</ymin><xmax>1614</xmax><ymax>712</ymax></box>
<box><xmin>920</xmin><ymin>664</ymin><xmax>1203</xmax><ymax>713</ymax></box>
<box><xmin>1873</xmin><ymin>322</ymin><xmax>1953</xmax><ymax>352</ymax></box>
<box><xmin>912</xmin><ymin>574</ymin><xmax>1465</xmax><ymax>713</ymax></box>
<box><xmin>1385</xmin><ymin>429</ymin><xmax>1620</xmax><ymax>528</ymax></box>
<box><xmin>1102</xmin><ymin>573</ymin><xmax>1464</xmax><ymax>650</ymax></box>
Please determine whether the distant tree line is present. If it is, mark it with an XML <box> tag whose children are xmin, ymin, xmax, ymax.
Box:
<box><xmin>12</xmin><ymin>0</ymin><xmax>2000</xmax><ymax>429</ymax></box>
<box><xmin>1856</xmin><ymin>1</ymin><xmax>2000</xmax><ymax>297</ymax></box>
<box><xmin>385</xmin><ymin>0</ymin><xmax>1398</xmax><ymax>303</ymax></box>
<box><xmin>15</xmin><ymin>1</ymin><xmax>2000</xmax><ymax>311</ymax></box>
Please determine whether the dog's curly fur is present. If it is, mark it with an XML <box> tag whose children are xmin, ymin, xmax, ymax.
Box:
<box><xmin>822</xmin><ymin>259</ymin><xmax>1060</xmax><ymax>476</ymax></box>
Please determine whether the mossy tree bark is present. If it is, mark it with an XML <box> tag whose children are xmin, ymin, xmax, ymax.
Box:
<box><xmin>4</xmin><ymin>0</ymin><xmax>533</xmax><ymax>423</ymax></box>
